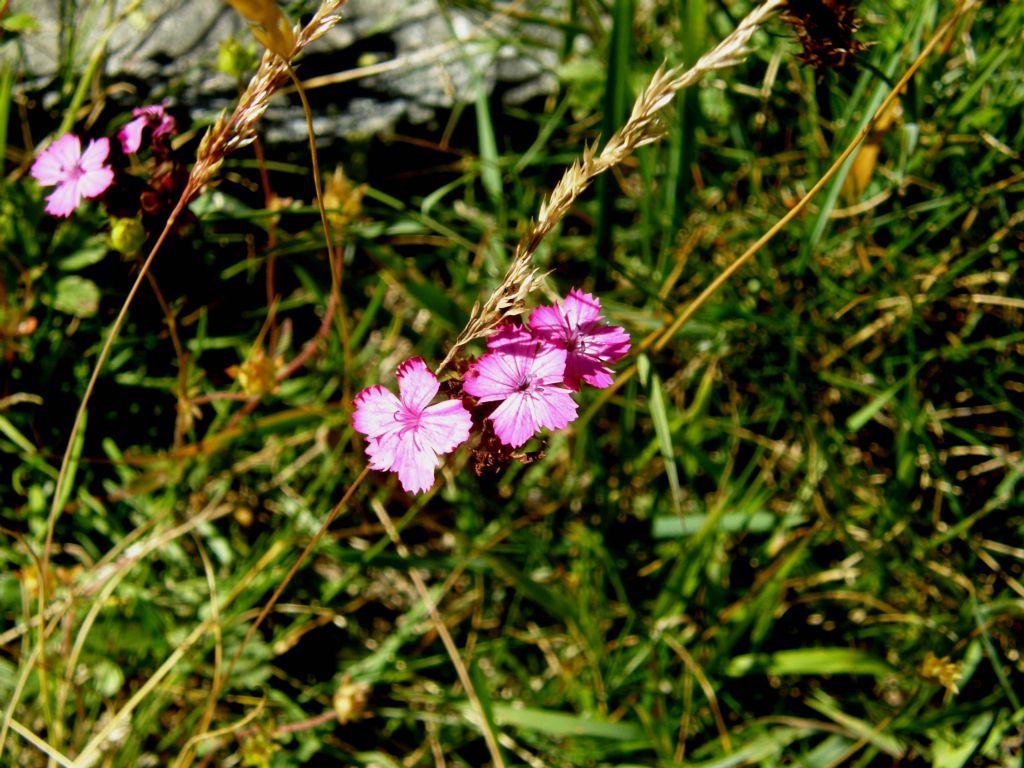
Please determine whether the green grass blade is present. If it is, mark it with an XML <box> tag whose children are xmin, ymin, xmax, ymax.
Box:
<box><xmin>649</xmin><ymin>373</ymin><xmax>682</xmax><ymax>512</ymax></box>
<box><xmin>486</xmin><ymin>704</ymin><xmax>645</xmax><ymax>741</ymax></box>
<box><xmin>474</xmin><ymin>86</ymin><xmax>503</xmax><ymax>211</ymax></box>
<box><xmin>807</xmin><ymin>692</ymin><xmax>903</xmax><ymax>758</ymax></box>
<box><xmin>0</xmin><ymin>61</ymin><xmax>13</xmax><ymax>184</ymax></box>
<box><xmin>725</xmin><ymin>648</ymin><xmax>895</xmax><ymax>679</ymax></box>
<box><xmin>652</xmin><ymin>510</ymin><xmax>804</xmax><ymax>538</ymax></box>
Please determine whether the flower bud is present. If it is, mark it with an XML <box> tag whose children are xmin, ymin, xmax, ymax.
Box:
<box><xmin>217</xmin><ymin>36</ymin><xmax>258</xmax><ymax>80</ymax></box>
<box><xmin>109</xmin><ymin>217</ymin><xmax>146</xmax><ymax>256</ymax></box>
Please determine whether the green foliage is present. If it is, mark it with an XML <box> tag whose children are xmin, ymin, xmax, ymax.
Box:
<box><xmin>2</xmin><ymin>0</ymin><xmax>1023</xmax><ymax>766</ymax></box>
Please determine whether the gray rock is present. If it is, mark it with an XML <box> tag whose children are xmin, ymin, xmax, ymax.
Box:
<box><xmin>19</xmin><ymin>1</ymin><xmax>243</xmax><ymax>84</ymax></box>
<box><xmin>16</xmin><ymin>0</ymin><xmax>568</xmax><ymax>142</ymax></box>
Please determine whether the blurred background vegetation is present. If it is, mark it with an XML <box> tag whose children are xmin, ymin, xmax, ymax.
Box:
<box><xmin>1</xmin><ymin>0</ymin><xmax>1022</xmax><ymax>765</ymax></box>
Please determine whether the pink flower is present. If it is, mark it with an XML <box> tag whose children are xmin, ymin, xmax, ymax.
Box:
<box><xmin>529</xmin><ymin>288</ymin><xmax>631</xmax><ymax>390</ymax></box>
<box><xmin>353</xmin><ymin>358</ymin><xmax>472</xmax><ymax>493</ymax></box>
<box><xmin>118</xmin><ymin>104</ymin><xmax>177</xmax><ymax>154</ymax></box>
<box><xmin>463</xmin><ymin>339</ymin><xmax>578</xmax><ymax>448</ymax></box>
<box><xmin>30</xmin><ymin>134</ymin><xmax>114</xmax><ymax>217</ymax></box>
<box><xmin>485</xmin><ymin>322</ymin><xmax>533</xmax><ymax>350</ymax></box>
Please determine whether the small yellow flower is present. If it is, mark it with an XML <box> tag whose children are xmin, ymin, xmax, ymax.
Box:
<box><xmin>228</xmin><ymin>346</ymin><xmax>282</xmax><ymax>396</ymax></box>
<box><xmin>920</xmin><ymin>651</ymin><xmax>960</xmax><ymax>695</ymax></box>
<box><xmin>240</xmin><ymin>727</ymin><xmax>279</xmax><ymax>768</ymax></box>
<box><xmin>333</xmin><ymin>676</ymin><xmax>371</xmax><ymax>724</ymax></box>
<box><xmin>265</xmin><ymin>193</ymin><xmax>295</xmax><ymax>230</ymax></box>
<box><xmin>217</xmin><ymin>36</ymin><xmax>258</xmax><ymax>79</ymax></box>
<box><xmin>323</xmin><ymin>165</ymin><xmax>367</xmax><ymax>235</ymax></box>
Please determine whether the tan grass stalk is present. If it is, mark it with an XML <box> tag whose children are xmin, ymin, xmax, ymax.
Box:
<box><xmin>5</xmin><ymin>718</ymin><xmax>75</xmax><ymax>768</ymax></box>
<box><xmin>171</xmin><ymin>534</ymin><xmax>225</xmax><ymax>768</ymax></box>
<box><xmin>191</xmin><ymin>1</ymin><xmax>347</xmax><ymax>189</ymax></box>
<box><xmin>663</xmin><ymin>634</ymin><xmax>731</xmax><ymax>757</ymax></box>
<box><xmin>438</xmin><ymin>0</ymin><xmax>785</xmax><ymax>371</ymax></box>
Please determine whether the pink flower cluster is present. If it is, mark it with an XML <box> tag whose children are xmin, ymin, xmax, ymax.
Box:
<box><xmin>353</xmin><ymin>289</ymin><xmax>630</xmax><ymax>493</ymax></box>
<box><xmin>30</xmin><ymin>103</ymin><xmax>175</xmax><ymax>218</ymax></box>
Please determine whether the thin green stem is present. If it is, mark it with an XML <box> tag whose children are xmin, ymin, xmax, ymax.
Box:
<box><xmin>284</xmin><ymin>63</ymin><xmax>352</xmax><ymax>405</ymax></box>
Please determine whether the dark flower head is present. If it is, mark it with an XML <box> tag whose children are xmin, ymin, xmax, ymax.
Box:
<box><xmin>782</xmin><ymin>0</ymin><xmax>867</xmax><ymax>70</ymax></box>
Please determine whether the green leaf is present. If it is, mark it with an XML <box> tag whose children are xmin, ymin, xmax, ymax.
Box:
<box><xmin>0</xmin><ymin>413</ymin><xmax>37</xmax><ymax>454</ymax></box>
<box><xmin>636</xmin><ymin>353</ymin><xmax>650</xmax><ymax>387</ymax></box>
<box><xmin>401</xmin><ymin>278</ymin><xmax>466</xmax><ymax>330</ymax></box>
<box><xmin>57</xmin><ymin>239</ymin><xmax>108</xmax><ymax>271</ymax></box>
<box><xmin>52</xmin><ymin>276</ymin><xmax>101</xmax><ymax>317</ymax></box>
<box><xmin>53</xmin><ymin>408</ymin><xmax>86</xmax><ymax>520</ymax></box>
<box><xmin>92</xmin><ymin>659</ymin><xmax>125</xmax><ymax>698</ymax></box>
<box><xmin>845</xmin><ymin>377</ymin><xmax>905</xmax><ymax>433</ymax></box>
<box><xmin>1</xmin><ymin>13</ymin><xmax>40</xmax><ymax>32</ymax></box>
<box><xmin>807</xmin><ymin>692</ymin><xmax>903</xmax><ymax>757</ymax></box>
<box><xmin>0</xmin><ymin>62</ymin><xmax>13</xmax><ymax>176</ymax></box>
<box><xmin>929</xmin><ymin>711</ymin><xmax>996</xmax><ymax>768</ymax></box>
<box><xmin>469</xmin><ymin>663</ymin><xmax>505</xmax><ymax>763</ymax></box>
<box><xmin>474</xmin><ymin>87</ymin><xmax>503</xmax><ymax>209</ymax></box>
<box><xmin>680</xmin><ymin>726</ymin><xmax>810</xmax><ymax>767</ymax></box>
